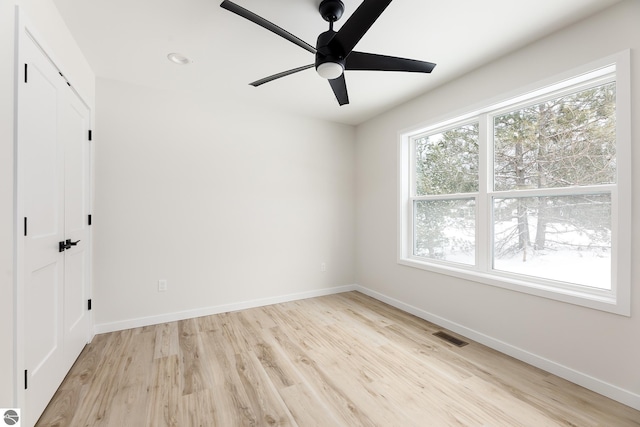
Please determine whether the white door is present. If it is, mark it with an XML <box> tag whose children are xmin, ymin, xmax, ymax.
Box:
<box><xmin>61</xmin><ymin>79</ymin><xmax>92</xmax><ymax>372</ymax></box>
<box><xmin>18</xmin><ymin>31</ymin><xmax>92</xmax><ymax>426</ymax></box>
<box><xmin>19</xmin><ymin>33</ymin><xmax>67</xmax><ymax>426</ymax></box>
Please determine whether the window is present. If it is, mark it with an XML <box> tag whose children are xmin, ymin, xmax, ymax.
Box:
<box><xmin>399</xmin><ymin>52</ymin><xmax>631</xmax><ymax>315</ymax></box>
<box><xmin>413</xmin><ymin>123</ymin><xmax>479</xmax><ymax>265</ymax></box>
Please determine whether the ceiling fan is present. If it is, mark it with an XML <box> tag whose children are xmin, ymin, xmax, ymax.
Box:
<box><xmin>220</xmin><ymin>0</ymin><xmax>436</xmax><ymax>106</ymax></box>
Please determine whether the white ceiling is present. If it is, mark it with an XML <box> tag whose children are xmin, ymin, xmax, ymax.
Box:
<box><xmin>53</xmin><ymin>0</ymin><xmax>621</xmax><ymax>125</ymax></box>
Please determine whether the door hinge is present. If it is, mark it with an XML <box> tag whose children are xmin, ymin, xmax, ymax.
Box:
<box><xmin>88</xmin><ymin>130</ymin><xmax>93</xmax><ymax>141</ymax></box>
<box><xmin>24</xmin><ymin>217</ymin><xmax>27</xmax><ymax>236</ymax></box>
<box><xmin>88</xmin><ymin>214</ymin><xmax>92</xmax><ymax>226</ymax></box>
<box><xmin>24</xmin><ymin>63</ymin><xmax>27</xmax><ymax>83</ymax></box>
<box><xmin>24</xmin><ymin>369</ymin><xmax>28</xmax><ymax>390</ymax></box>
<box><xmin>88</xmin><ymin>299</ymin><xmax>92</xmax><ymax>311</ymax></box>
<box><xmin>58</xmin><ymin>71</ymin><xmax>71</xmax><ymax>87</ymax></box>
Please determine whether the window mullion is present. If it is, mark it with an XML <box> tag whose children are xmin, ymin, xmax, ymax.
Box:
<box><xmin>400</xmin><ymin>135</ymin><xmax>414</xmax><ymax>261</ymax></box>
<box><xmin>476</xmin><ymin>113</ymin><xmax>491</xmax><ymax>271</ymax></box>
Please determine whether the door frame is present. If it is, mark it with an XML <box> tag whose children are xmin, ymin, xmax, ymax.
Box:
<box><xmin>13</xmin><ymin>7</ymin><xmax>94</xmax><ymax>421</ymax></box>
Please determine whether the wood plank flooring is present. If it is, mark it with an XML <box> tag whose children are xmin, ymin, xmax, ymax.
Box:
<box><xmin>36</xmin><ymin>291</ymin><xmax>640</xmax><ymax>426</ymax></box>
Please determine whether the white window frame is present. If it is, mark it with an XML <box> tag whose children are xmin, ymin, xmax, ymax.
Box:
<box><xmin>398</xmin><ymin>51</ymin><xmax>631</xmax><ymax>316</ymax></box>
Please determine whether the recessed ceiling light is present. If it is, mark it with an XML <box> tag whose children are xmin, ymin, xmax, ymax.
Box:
<box><xmin>167</xmin><ymin>53</ymin><xmax>191</xmax><ymax>65</ymax></box>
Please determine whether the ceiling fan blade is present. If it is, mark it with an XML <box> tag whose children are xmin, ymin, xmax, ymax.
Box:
<box><xmin>250</xmin><ymin>64</ymin><xmax>315</xmax><ymax>87</ymax></box>
<box><xmin>328</xmin><ymin>74</ymin><xmax>349</xmax><ymax>106</ymax></box>
<box><xmin>327</xmin><ymin>0</ymin><xmax>392</xmax><ymax>56</ymax></box>
<box><xmin>346</xmin><ymin>51</ymin><xmax>436</xmax><ymax>73</ymax></box>
<box><xmin>220</xmin><ymin>1</ymin><xmax>316</xmax><ymax>54</ymax></box>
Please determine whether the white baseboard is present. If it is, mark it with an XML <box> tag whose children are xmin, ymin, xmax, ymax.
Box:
<box><xmin>353</xmin><ymin>285</ymin><xmax>640</xmax><ymax>411</ymax></box>
<box><xmin>93</xmin><ymin>284</ymin><xmax>357</xmax><ymax>335</ymax></box>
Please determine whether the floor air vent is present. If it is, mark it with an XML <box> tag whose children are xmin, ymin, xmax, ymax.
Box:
<box><xmin>433</xmin><ymin>331</ymin><xmax>468</xmax><ymax>347</ymax></box>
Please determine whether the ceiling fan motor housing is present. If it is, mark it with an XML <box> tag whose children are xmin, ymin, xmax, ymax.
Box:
<box><xmin>316</xmin><ymin>30</ymin><xmax>346</xmax><ymax>78</ymax></box>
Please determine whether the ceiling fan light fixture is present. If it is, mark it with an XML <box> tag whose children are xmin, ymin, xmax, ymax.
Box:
<box><xmin>316</xmin><ymin>61</ymin><xmax>344</xmax><ymax>79</ymax></box>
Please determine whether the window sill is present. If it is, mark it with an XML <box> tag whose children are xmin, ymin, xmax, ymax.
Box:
<box><xmin>397</xmin><ymin>256</ymin><xmax>629</xmax><ymax>316</ymax></box>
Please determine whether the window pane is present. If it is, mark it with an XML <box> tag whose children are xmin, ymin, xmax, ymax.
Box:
<box><xmin>494</xmin><ymin>83</ymin><xmax>616</xmax><ymax>191</ymax></box>
<box><xmin>414</xmin><ymin>199</ymin><xmax>475</xmax><ymax>265</ymax></box>
<box><xmin>415</xmin><ymin>123</ymin><xmax>479</xmax><ymax>196</ymax></box>
<box><xmin>493</xmin><ymin>194</ymin><xmax>611</xmax><ymax>289</ymax></box>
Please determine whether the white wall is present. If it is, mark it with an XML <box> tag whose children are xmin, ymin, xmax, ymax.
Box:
<box><xmin>93</xmin><ymin>78</ymin><xmax>355</xmax><ymax>329</ymax></box>
<box><xmin>355</xmin><ymin>0</ymin><xmax>640</xmax><ymax>408</ymax></box>
<box><xmin>0</xmin><ymin>0</ymin><xmax>95</xmax><ymax>407</ymax></box>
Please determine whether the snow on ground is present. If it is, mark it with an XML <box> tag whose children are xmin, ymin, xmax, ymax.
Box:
<box><xmin>422</xmin><ymin>216</ymin><xmax>611</xmax><ymax>290</ymax></box>
<box><xmin>494</xmin><ymin>249</ymin><xmax>610</xmax><ymax>289</ymax></box>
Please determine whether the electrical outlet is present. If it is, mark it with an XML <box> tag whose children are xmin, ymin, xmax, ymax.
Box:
<box><xmin>320</xmin><ymin>262</ymin><xmax>326</xmax><ymax>272</ymax></box>
<box><xmin>158</xmin><ymin>279</ymin><xmax>167</xmax><ymax>292</ymax></box>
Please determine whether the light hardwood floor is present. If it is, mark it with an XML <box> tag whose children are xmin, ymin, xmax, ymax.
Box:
<box><xmin>36</xmin><ymin>292</ymin><xmax>640</xmax><ymax>426</ymax></box>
